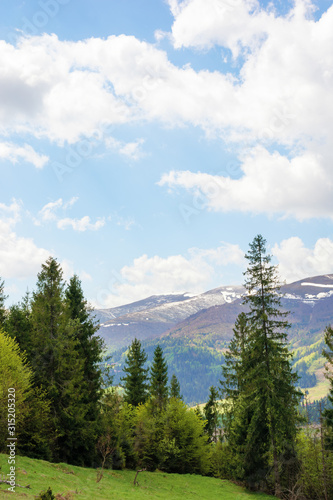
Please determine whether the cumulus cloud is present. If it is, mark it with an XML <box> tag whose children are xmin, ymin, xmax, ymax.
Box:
<box><xmin>57</xmin><ymin>216</ymin><xmax>105</xmax><ymax>232</ymax></box>
<box><xmin>0</xmin><ymin>1</ymin><xmax>332</xmax><ymax>218</ymax></box>
<box><xmin>38</xmin><ymin>198</ymin><xmax>64</xmax><ymax>222</ymax></box>
<box><xmin>94</xmin><ymin>243</ymin><xmax>244</xmax><ymax>307</ymax></box>
<box><xmin>273</xmin><ymin>237</ymin><xmax>333</xmax><ymax>283</ymax></box>
<box><xmin>0</xmin><ymin>200</ymin><xmax>50</xmax><ymax>279</ymax></box>
<box><xmin>106</xmin><ymin>137</ymin><xmax>145</xmax><ymax>160</ymax></box>
<box><xmin>0</xmin><ymin>141</ymin><xmax>48</xmax><ymax>168</ymax></box>
<box><xmin>168</xmin><ymin>0</ymin><xmax>274</xmax><ymax>55</ymax></box>
<box><xmin>37</xmin><ymin>197</ymin><xmax>105</xmax><ymax>231</ymax></box>
<box><xmin>158</xmin><ymin>146</ymin><xmax>333</xmax><ymax>219</ymax></box>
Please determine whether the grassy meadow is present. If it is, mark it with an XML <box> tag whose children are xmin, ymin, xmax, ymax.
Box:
<box><xmin>0</xmin><ymin>454</ymin><xmax>275</xmax><ymax>500</ymax></box>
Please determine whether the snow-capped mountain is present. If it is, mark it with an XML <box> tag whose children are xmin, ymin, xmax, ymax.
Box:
<box><xmin>95</xmin><ymin>275</ymin><xmax>333</xmax><ymax>351</ymax></box>
<box><xmin>96</xmin><ymin>286</ymin><xmax>244</xmax><ymax>350</ymax></box>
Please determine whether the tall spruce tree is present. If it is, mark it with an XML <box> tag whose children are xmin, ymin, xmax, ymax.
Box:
<box><xmin>222</xmin><ymin>235</ymin><xmax>301</xmax><ymax>496</ymax></box>
<box><xmin>65</xmin><ymin>275</ymin><xmax>104</xmax><ymax>411</ymax></box>
<box><xmin>221</xmin><ymin>312</ymin><xmax>250</xmax><ymax>401</ymax></box>
<box><xmin>170</xmin><ymin>373</ymin><xmax>182</xmax><ymax>399</ymax></box>
<box><xmin>30</xmin><ymin>257</ymin><xmax>89</xmax><ymax>464</ymax></box>
<box><xmin>65</xmin><ymin>274</ymin><xmax>106</xmax><ymax>463</ymax></box>
<box><xmin>121</xmin><ymin>338</ymin><xmax>148</xmax><ymax>406</ymax></box>
<box><xmin>323</xmin><ymin>325</ymin><xmax>333</xmax><ymax>450</ymax></box>
<box><xmin>204</xmin><ymin>386</ymin><xmax>220</xmax><ymax>442</ymax></box>
<box><xmin>150</xmin><ymin>344</ymin><xmax>169</xmax><ymax>409</ymax></box>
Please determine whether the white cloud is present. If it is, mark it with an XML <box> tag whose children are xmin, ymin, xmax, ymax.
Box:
<box><xmin>0</xmin><ymin>141</ymin><xmax>48</xmax><ymax>168</ymax></box>
<box><xmin>168</xmin><ymin>0</ymin><xmax>274</xmax><ymax>55</ymax></box>
<box><xmin>0</xmin><ymin>2</ymin><xmax>332</xmax><ymax>218</ymax></box>
<box><xmin>38</xmin><ymin>198</ymin><xmax>104</xmax><ymax>231</ymax></box>
<box><xmin>158</xmin><ymin>146</ymin><xmax>333</xmax><ymax>219</ymax></box>
<box><xmin>0</xmin><ymin>200</ymin><xmax>50</xmax><ymax>279</ymax></box>
<box><xmin>93</xmin><ymin>243</ymin><xmax>244</xmax><ymax>307</ymax></box>
<box><xmin>0</xmin><ymin>199</ymin><xmax>21</xmax><ymax>228</ymax></box>
<box><xmin>38</xmin><ymin>198</ymin><xmax>63</xmax><ymax>222</ymax></box>
<box><xmin>273</xmin><ymin>237</ymin><xmax>333</xmax><ymax>283</ymax></box>
<box><xmin>106</xmin><ymin>137</ymin><xmax>145</xmax><ymax>160</ymax></box>
<box><xmin>57</xmin><ymin>216</ymin><xmax>105</xmax><ymax>232</ymax></box>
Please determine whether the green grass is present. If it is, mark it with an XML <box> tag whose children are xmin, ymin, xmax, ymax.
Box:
<box><xmin>0</xmin><ymin>454</ymin><xmax>275</xmax><ymax>499</ymax></box>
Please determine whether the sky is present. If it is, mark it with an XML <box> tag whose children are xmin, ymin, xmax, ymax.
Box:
<box><xmin>0</xmin><ymin>0</ymin><xmax>333</xmax><ymax>309</ymax></box>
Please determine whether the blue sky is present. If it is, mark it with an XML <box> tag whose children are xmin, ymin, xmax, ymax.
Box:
<box><xmin>0</xmin><ymin>0</ymin><xmax>333</xmax><ymax>308</ymax></box>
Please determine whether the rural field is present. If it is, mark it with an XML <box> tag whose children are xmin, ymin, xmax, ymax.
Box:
<box><xmin>0</xmin><ymin>454</ymin><xmax>275</xmax><ymax>500</ymax></box>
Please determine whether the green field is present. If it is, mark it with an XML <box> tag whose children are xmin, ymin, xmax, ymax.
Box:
<box><xmin>0</xmin><ymin>454</ymin><xmax>275</xmax><ymax>499</ymax></box>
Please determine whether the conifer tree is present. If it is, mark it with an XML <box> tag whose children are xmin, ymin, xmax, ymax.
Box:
<box><xmin>30</xmin><ymin>257</ymin><xmax>88</xmax><ymax>463</ymax></box>
<box><xmin>65</xmin><ymin>274</ymin><xmax>106</xmax><ymax>463</ymax></box>
<box><xmin>244</xmin><ymin>235</ymin><xmax>301</xmax><ymax>495</ymax></box>
<box><xmin>222</xmin><ymin>235</ymin><xmax>301</xmax><ymax>496</ymax></box>
<box><xmin>323</xmin><ymin>325</ymin><xmax>333</xmax><ymax>450</ymax></box>
<box><xmin>65</xmin><ymin>275</ymin><xmax>104</xmax><ymax>410</ymax></box>
<box><xmin>150</xmin><ymin>344</ymin><xmax>169</xmax><ymax>409</ymax></box>
<box><xmin>170</xmin><ymin>373</ymin><xmax>182</xmax><ymax>399</ymax></box>
<box><xmin>6</xmin><ymin>292</ymin><xmax>33</xmax><ymax>356</ymax></box>
<box><xmin>204</xmin><ymin>386</ymin><xmax>220</xmax><ymax>442</ymax></box>
<box><xmin>121</xmin><ymin>338</ymin><xmax>148</xmax><ymax>406</ymax></box>
<box><xmin>221</xmin><ymin>312</ymin><xmax>250</xmax><ymax>401</ymax></box>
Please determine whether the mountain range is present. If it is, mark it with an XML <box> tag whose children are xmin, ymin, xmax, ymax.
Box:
<box><xmin>95</xmin><ymin>274</ymin><xmax>333</xmax><ymax>404</ymax></box>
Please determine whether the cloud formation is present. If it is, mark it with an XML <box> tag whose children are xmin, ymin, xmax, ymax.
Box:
<box><xmin>0</xmin><ymin>141</ymin><xmax>48</xmax><ymax>168</ymax></box>
<box><xmin>57</xmin><ymin>216</ymin><xmax>105</xmax><ymax>232</ymax></box>
<box><xmin>158</xmin><ymin>146</ymin><xmax>332</xmax><ymax>219</ymax></box>
<box><xmin>273</xmin><ymin>237</ymin><xmax>333</xmax><ymax>283</ymax></box>
<box><xmin>0</xmin><ymin>1</ymin><xmax>332</xmax><ymax>219</ymax></box>
<box><xmin>37</xmin><ymin>198</ymin><xmax>105</xmax><ymax>231</ymax></box>
<box><xmin>0</xmin><ymin>200</ymin><xmax>50</xmax><ymax>279</ymax></box>
<box><xmin>94</xmin><ymin>243</ymin><xmax>245</xmax><ymax>307</ymax></box>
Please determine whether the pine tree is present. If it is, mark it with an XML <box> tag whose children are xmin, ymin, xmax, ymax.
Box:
<box><xmin>121</xmin><ymin>338</ymin><xmax>148</xmax><ymax>406</ymax></box>
<box><xmin>150</xmin><ymin>345</ymin><xmax>169</xmax><ymax>409</ymax></box>
<box><xmin>223</xmin><ymin>235</ymin><xmax>301</xmax><ymax>496</ymax></box>
<box><xmin>323</xmin><ymin>325</ymin><xmax>333</xmax><ymax>450</ymax></box>
<box><xmin>170</xmin><ymin>373</ymin><xmax>182</xmax><ymax>399</ymax></box>
<box><xmin>203</xmin><ymin>386</ymin><xmax>220</xmax><ymax>442</ymax></box>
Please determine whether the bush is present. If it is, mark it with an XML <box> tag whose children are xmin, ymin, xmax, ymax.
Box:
<box><xmin>35</xmin><ymin>487</ymin><xmax>55</xmax><ymax>500</ymax></box>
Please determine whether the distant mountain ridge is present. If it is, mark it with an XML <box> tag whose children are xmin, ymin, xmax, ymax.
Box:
<box><xmin>96</xmin><ymin>274</ymin><xmax>333</xmax><ymax>350</ymax></box>
<box><xmin>96</xmin><ymin>274</ymin><xmax>333</xmax><ymax>404</ymax></box>
<box><xmin>96</xmin><ymin>285</ymin><xmax>244</xmax><ymax>350</ymax></box>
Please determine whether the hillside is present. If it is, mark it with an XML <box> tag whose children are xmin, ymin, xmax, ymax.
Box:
<box><xmin>98</xmin><ymin>274</ymin><xmax>333</xmax><ymax>404</ymax></box>
<box><xmin>0</xmin><ymin>454</ymin><xmax>275</xmax><ymax>500</ymax></box>
<box><xmin>98</xmin><ymin>286</ymin><xmax>243</xmax><ymax>351</ymax></box>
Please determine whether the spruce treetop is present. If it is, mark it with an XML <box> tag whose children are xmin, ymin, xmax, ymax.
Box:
<box><xmin>121</xmin><ymin>338</ymin><xmax>148</xmax><ymax>407</ymax></box>
<box><xmin>170</xmin><ymin>373</ymin><xmax>182</xmax><ymax>400</ymax></box>
<box><xmin>150</xmin><ymin>344</ymin><xmax>169</xmax><ymax>408</ymax></box>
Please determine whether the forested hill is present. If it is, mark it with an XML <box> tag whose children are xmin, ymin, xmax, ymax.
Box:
<box><xmin>102</xmin><ymin>274</ymin><xmax>333</xmax><ymax>404</ymax></box>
